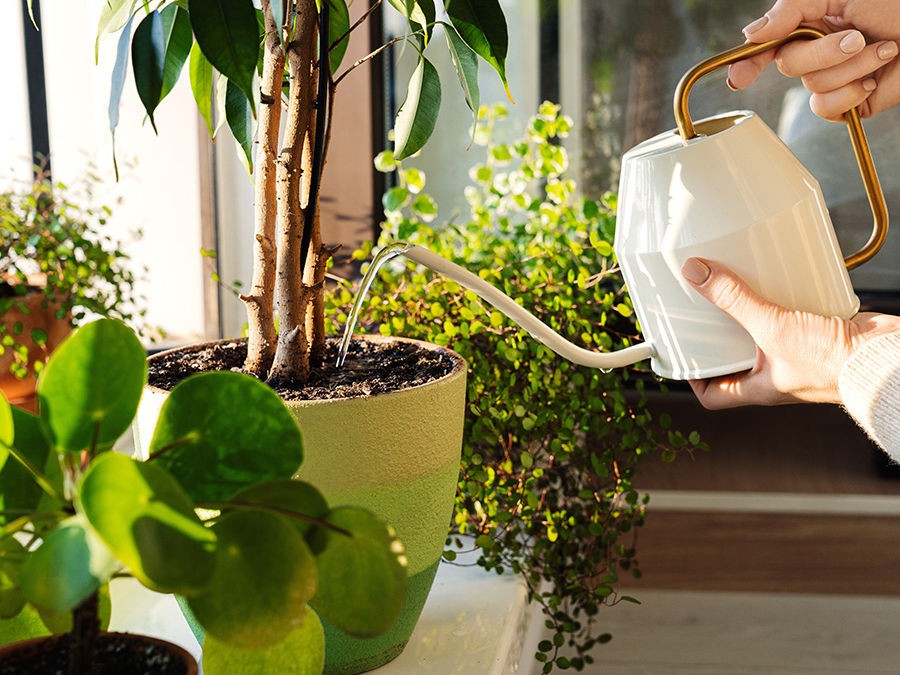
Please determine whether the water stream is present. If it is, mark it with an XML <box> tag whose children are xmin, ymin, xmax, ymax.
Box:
<box><xmin>336</xmin><ymin>242</ymin><xmax>656</xmax><ymax>370</ymax></box>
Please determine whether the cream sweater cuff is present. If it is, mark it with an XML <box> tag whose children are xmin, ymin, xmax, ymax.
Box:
<box><xmin>838</xmin><ymin>333</ymin><xmax>900</xmax><ymax>463</ymax></box>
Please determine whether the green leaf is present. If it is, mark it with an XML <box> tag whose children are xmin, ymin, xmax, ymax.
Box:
<box><xmin>387</xmin><ymin>0</ymin><xmax>435</xmax><ymax>43</ymax></box>
<box><xmin>19</xmin><ymin>515</ymin><xmax>117</xmax><ymax>613</ymax></box>
<box><xmin>189</xmin><ymin>0</ymin><xmax>259</xmax><ymax>106</ymax></box>
<box><xmin>445</xmin><ymin>0</ymin><xmax>510</xmax><ymax>99</ymax></box>
<box><xmin>79</xmin><ymin>452</ymin><xmax>216</xmax><ymax>594</ymax></box>
<box><xmin>228</xmin><ymin>480</ymin><xmax>328</xmax><ymax>537</ymax></box>
<box><xmin>159</xmin><ymin>4</ymin><xmax>193</xmax><ymax>101</ymax></box>
<box><xmin>0</xmin><ymin>393</ymin><xmax>11</xmax><ymax>471</ymax></box>
<box><xmin>189</xmin><ymin>41</ymin><xmax>215</xmax><ymax>137</ymax></box>
<box><xmin>131</xmin><ymin>10</ymin><xmax>166</xmax><ymax>133</ymax></box>
<box><xmin>0</xmin><ymin>537</ymin><xmax>26</xmax><ymax>619</ymax></box>
<box><xmin>147</xmin><ymin>371</ymin><xmax>303</xmax><ymax>503</ymax></box>
<box><xmin>225</xmin><ymin>79</ymin><xmax>255</xmax><ymax>172</ymax></box>
<box><xmin>442</xmin><ymin>21</ymin><xmax>479</xmax><ymax>114</ymax></box>
<box><xmin>187</xmin><ymin>509</ymin><xmax>316</xmax><ymax>648</ymax></box>
<box><xmin>327</xmin><ymin>0</ymin><xmax>350</xmax><ymax>72</ymax></box>
<box><xmin>307</xmin><ymin>506</ymin><xmax>408</xmax><ymax>637</ymax></box>
<box><xmin>108</xmin><ymin>10</ymin><xmax>136</xmax><ymax>170</ymax></box>
<box><xmin>96</xmin><ymin>0</ymin><xmax>139</xmax><ymax>62</ymax></box>
<box><xmin>382</xmin><ymin>186</ymin><xmax>409</xmax><ymax>212</ymax></box>
<box><xmin>202</xmin><ymin>608</ymin><xmax>324</xmax><ymax>674</ymax></box>
<box><xmin>37</xmin><ymin>319</ymin><xmax>147</xmax><ymax>455</ymax></box>
<box><xmin>0</xmin><ymin>406</ymin><xmax>61</xmax><ymax>523</ymax></box>
<box><xmin>393</xmin><ymin>56</ymin><xmax>441</xmax><ymax>160</ymax></box>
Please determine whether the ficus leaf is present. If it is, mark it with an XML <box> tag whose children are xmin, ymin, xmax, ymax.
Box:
<box><xmin>444</xmin><ymin>0</ymin><xmax>511</xmax><ymax>101</ymax></box>
<box><xmin>95</xmin><ymin>0</ymin><xmax>139</xmax><ymax>63</ymax></box>
<box><xmin>159</xmin><ymin>4</ymin><xmax>193</xmax><ymax>101</ymax></box>
<box><xmin>327</xmin><ymin>0</ymin><xmax>350</xmax><ymax>73</ymax></box>
<box><xmin>189</xmin><ymin>41</ymin><xmax>215</xmax><ymax>138</ymax></box>
<box><xmin>108</xmin><ymin>11</ymin><xmax>135</xmax><ymax>180</ymax></box>
<box><xmin>393</xmin><ymin>56</ymin><xmax>441</xmax><ymax>160</ymax></box>
<box><xmin>188</xmin><ymin>0</ymin><xmax>259</xmax><ymax>108</ymax></box>
<box><xmin>387</xmin><ymin>0</ymin><xmax>435</xmax><ymax>44</ymax></box>
<box><xmin>0</xmin><ymin>392</ymin><xmax>11</xmax><ymax>471</ymax></box>
<box><xmin>131</xmin><ymin>10</ymin><xmax>166</xmax><ymax>132</ymax></box>
<box><xmin>225</xmin><ymin>79</ymin><xmax>255</xmax><ymax>172</ymax></box>
<box><xmin>442</xmin><ymin>19</ymin><xmax>479</xmax><ymax>128</ymax></box>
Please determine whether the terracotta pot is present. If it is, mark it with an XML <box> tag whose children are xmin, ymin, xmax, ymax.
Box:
<box><xmin>0</xmin><ymin>631</ymin><xmax>198</xmax><ymax>674</ymax></box>
<box><xmin>135</xmin><ymin>335</ymin><xmax>467</xmax><ymax>674</ymax></box>
<box><xmin>0</xmin><ymin>285</ymin><xmax>71</xmax><ymax>411</ymax></box>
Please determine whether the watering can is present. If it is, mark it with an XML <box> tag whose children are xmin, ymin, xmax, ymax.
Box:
<box><xmin>346</xmin><ymin>30</ymin><xmax>888</xmax><ymax>380</ymax></box>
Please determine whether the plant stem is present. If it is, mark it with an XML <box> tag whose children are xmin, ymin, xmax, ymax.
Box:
<box><xmin>242</xmin><ymin>0</ymin><xmax>285</xmax><ymax>378</ymax></box>
<box><xmin>2</xmin><ymin>443</ymin><xmax>64</xmax><ymax>503</ymax></box>
<box><xmin>67</xmin><ymin>591</ymin><xmax>100</xmax><ymax>675</ymax></box>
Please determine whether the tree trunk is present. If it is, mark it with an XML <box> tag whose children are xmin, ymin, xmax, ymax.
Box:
<box><xmin>241</xmin><ymin>0</ymin><xmax>284</xmax><ymax>378</ymax></box>
<box><xmin>268</xmin><ymin>0</ymin><xmax>318</xmax><ymax>385</ymax></box>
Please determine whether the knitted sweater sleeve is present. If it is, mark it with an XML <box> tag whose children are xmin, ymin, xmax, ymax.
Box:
<box><xmin>838</xmin><ymin>333</ymin><xmax>900</xmax><ymax>463</ymax></box>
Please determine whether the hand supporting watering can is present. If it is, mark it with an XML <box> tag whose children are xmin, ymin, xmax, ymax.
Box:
<box><xmin>684</xmin><ymin>0</ymin><xmax>900</xmax><ymax>455</ymax></box>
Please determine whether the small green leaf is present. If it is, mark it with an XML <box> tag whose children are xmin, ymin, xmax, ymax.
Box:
<box><xmin>131</xmin><ymin>10</ymin><xmax>166</xmax><ymax>132</ymax></box>
<box><xmin>373</xmin><ymin>150</ymin><xmax>396</xmax><ymax>173</ymax></box>
<box><xmin>188</xmin><ymin>509</ymin><xmax>316</xmax><ymax>648</ymax></box>
<box><xmin>442</xmin><ymin>21</ymin><xmax>479</xmax><ymax>114</ymax></box>
<box><xmin>475</xmin><ymin>533</ymin><xmax>494</xmax><ymax>550</ymax></box>
<box><xmin>148</xmin><ymin>371</ymin><xmax>303</xmax><ymax>503</ymax></box>
<box><xmin>393</xmin><ymin>56</ymin><xmax>441</xmax><ymax>160</ymax></box>
<box><xmin>159</xmin><ymin>4</ymin><xmax>193</xmax><ymax>101</ymax></box>
<box><xmin>20</xmin><ymin>516</ymin><xmax>117</xmax><ymax>613</ymax></box>
<box><xmin>96</xmin><ymin>0</ymin><xmax>139</xmax><ymax>62</ymax></box>
<box><xmin>307</xmin><ymin>506</ymin><xmax>408</xmax><ymax>637</ymax></box>
<box><xmin>387</xmin><ymin>0</ymin><xmax>435</xmax><ymax>43</ymax></box>
<box><xmin>38</xmin><ymin>319</ymin><xmax>147</xmax><ymax>455</ymax></box>
<box><xmin>189</xmin><ymin>0</ymin><xmax>259</xmax><ymax>106</ymax></box>
<box><xmin>79</xmin><ymin>452</ymin><xmax>216</xmax><ymax>594</ymax></box>
<box><xmin>382</xmin><ymin>186</ymin><xmax>409</xmax><ymax>212</ymax></box>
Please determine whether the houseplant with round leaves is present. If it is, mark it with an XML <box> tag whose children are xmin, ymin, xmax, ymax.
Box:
<box><xmin>0</xmin><ymin>172</ymin><xmax>147</xmax><ymax>409</ymax></box>
<box><xmin>326</xmin><ymin>102</ymin><xmax>708</xmax><ymax>673</ymax></box>
<box><xmin>0</xmin><ymin>318</ymin><xmax>407</xmax><ymax>674</ymax></box>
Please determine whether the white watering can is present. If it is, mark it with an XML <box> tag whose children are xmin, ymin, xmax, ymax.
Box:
<box><xmin>343</xmin><ymin>29</ymin><xmax>888</xmax><ymax>380</ymax></box>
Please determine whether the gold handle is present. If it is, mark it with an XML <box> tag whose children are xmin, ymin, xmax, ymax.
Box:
<box><xmin>674</xmin><ymin>27</ymin><xmax>888</xmax><ymax>270</ymax></box>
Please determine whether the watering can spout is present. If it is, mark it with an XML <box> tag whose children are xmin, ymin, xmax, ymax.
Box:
<box><xmin>403</xmin><ymin>245</ymin><xmax>655</xmax><ymax>370</ymax></box>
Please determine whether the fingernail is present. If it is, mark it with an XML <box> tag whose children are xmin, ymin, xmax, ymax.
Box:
<box><xmin>862</xmin><ymin>78</ymin><xmax>878</xmax><ymax>92</ymax></box>
<box><xmin>682</xmin><ymin>258</ymin><xmax>711</xmax><ymax>285</ymax></box>
<box><xmin>877</xmin><ymin>40</ymin><xmax>899</xmax><ymax>60</ymax></box>
<box><xmin>742</xmin><ymin>15</ymin><xmax>768</xmax><ymax>36</ymax></box>
<box><xmin>840</xmin><ymin>31</ymin><xmax>865</xmax><ymax>54</ymax></box>
<box><xmin>726</xmin><ymin>76</ymin><xmax>738</xmax><ymax>91</ymax></box>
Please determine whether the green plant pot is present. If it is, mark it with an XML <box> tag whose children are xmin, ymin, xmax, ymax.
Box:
<box><xmin>135</xmin><ymin>335</ymin><xmax>467</xmax><ymax>674</ymax></box>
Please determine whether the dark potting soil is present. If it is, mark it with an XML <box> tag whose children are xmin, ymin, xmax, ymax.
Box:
<box><xmin>148</xmin><ymin>337</ymin><xmax>460</xmax><ymax>400</ymax></box>
<box><xmin>0</xmin><ymin>633</ymin><xmax>191</xmax><ymax>675</ymax></box>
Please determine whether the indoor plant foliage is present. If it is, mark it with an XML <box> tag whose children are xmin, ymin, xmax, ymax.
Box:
<box><xmin>325</xmin><ymin>103</ymin><xmax>708</xmax><ymax>672</ymax></box>
<box><xmin>0</xmin><ymin>318</ymin><xmax>407</xmax><ymax>673</ymax></box>
<box><xmin>0</xmin><ymin>172</ymin><xmax>146</xmax><ymax>388</ymax></box>
<box><xmin>97</xmin><ymin>0</ymin><xmax>510</xmax><ymax>384</ymax></box>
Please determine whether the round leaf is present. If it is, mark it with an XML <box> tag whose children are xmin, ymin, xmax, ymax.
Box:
<box><xmin>148</xmin><ymin>371</ymin><xmax>303</xmax><ymax>503</ymax></box>
<box><xmin>203</xmin><ymin>607</ymin><xmax>324</xmax><ymax>674</ymax></box>
<box><xmin>308</xmin><ymin>506</ymin><xmax>408</xmax><ymax>637</ymax></box>
<box><xmin>19</xmin><ymin>516</ymin><xmax>116</xmax><ymax>613</ymax></box>
<box><xmin>79</xmin><ymin>452</ymin><xmax>216</xmax><ymax>594</ymax></box>
<box><xmin>187</xmin><ymin>509</ymin><xmax>317</xmax><ymax>649</ymax></box>
<box><xmin>229</xmin><ymin>480</ymin><xmax>328</xmax><ymax>537</ymax></box>
<box><xmin>37</xmin><ymin>319</ymin><xmax>147</xmax><ymax>455</ymax></box>
<box><xmin>0</xmin><ymin>537</ymin><xmax>26</xmax><ymax>619</ymax></box>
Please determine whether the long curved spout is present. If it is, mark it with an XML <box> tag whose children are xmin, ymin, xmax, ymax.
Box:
<box><xmin>404</xmin><ymin>245</ymin><xmax>655</xmax><ymax>369</ymax></box>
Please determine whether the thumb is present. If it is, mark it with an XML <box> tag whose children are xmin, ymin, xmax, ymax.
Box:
<box><xmin>681</xmin><ymin>258</ymin><xmax>774</xmax><ymax>335</ymax></box>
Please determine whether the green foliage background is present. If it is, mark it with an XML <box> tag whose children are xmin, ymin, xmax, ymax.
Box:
<box><xmin>325</xmin><ymin>103</ymin><xmax>707</xmax><ymax>671</ymax></box>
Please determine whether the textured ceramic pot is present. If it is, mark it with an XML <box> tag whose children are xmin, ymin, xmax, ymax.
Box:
<box><xmin>134</xmin><ymin>335</ymin><xmax>467</xmax><ymax>674</ymax></box>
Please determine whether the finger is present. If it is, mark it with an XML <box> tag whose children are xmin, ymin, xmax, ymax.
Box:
<box><xmin>742</xmin><ymin>0</ymin><xmax>845</xmax><ymax>43</ymax></box>
<box><xmin>801</xmin><ymin>41</ymin><xmax>899</xmax><ymax>92</ymax></box>
<box><xmin>727</xmin><ymin>53</ymin><xmax>773</xmax><ymax>90</ymax></box>
<box><xmin>809</xmin><ymin>78</ymin><xmax>877</xmax><ymax>120</ymax></box>
<box><xmin>680</xmin><ymin>258</ymin><xmax>775</xmax><ymax>336</ymax></box>
<box><xmin>774</xmin><ymin>29</ymin><xmax>865</xmax><ymax>77</ymax></box>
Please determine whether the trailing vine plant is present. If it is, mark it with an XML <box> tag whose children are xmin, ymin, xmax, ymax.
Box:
<box><xmin>325</xmin><ymin>103</ymin><xmax>708</xmax><ymax>672</ymax></box>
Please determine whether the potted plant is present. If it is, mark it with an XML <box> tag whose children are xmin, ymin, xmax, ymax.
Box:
<box><xmin>0</xmin><ymin>172</ymin><xmax>147</xmax><ymax>411</ymax></box>
<box><xmin>86</xmin><ymin>2</ymin><xmax>511</xmax><ymax>670</ymax></box>
<box><xmin>0</xmin><ymin>318</ymin><xmax>408</xmax><ymax>674</ymax></box>
<box><xmin>330</xmin><ymin>102</ymin><xmax>708</xmax><ymax>673</ymax></box>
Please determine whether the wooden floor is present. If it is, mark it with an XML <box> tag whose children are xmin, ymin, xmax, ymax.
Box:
<box><xmin>627</xmin><ymin>393</ymin><xmax>900</xmax><ymax>597</ymax></box>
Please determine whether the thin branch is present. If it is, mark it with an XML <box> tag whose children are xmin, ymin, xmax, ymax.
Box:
<box><xmin>332</xmin><ymin>34</ymin><xmax>410</xmax><ymax>88</ymax></box>
<box><xmin>329</xmin><ymin>0</ymin><xmax>383</xmax><ymax>53</ymax></box>
<box><xmin>145</xmin><ymin>435</ymin><xmax>196</xmax><ymax>462</ymax></box>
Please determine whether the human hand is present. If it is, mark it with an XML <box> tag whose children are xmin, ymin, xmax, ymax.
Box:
<box><xmin>680</xmin><ymin>257</ymin><xmax>900</xmax><ymax>408</ymax></box>
<box><xmin>727</xmin><ymin>0</ymin><xmax>900</xmax><ymax>120</ymax></box>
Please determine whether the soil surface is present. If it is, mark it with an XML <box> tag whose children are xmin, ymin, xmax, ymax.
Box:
<box><xmin>0</xmin><ymin>633</ymin><xmax>191</xmax><ymax>675</ymax></box>
<box><xmin>148</xmin><ymin>337</ymin><xmax>461</xmax><ymax>401</ymax></box>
